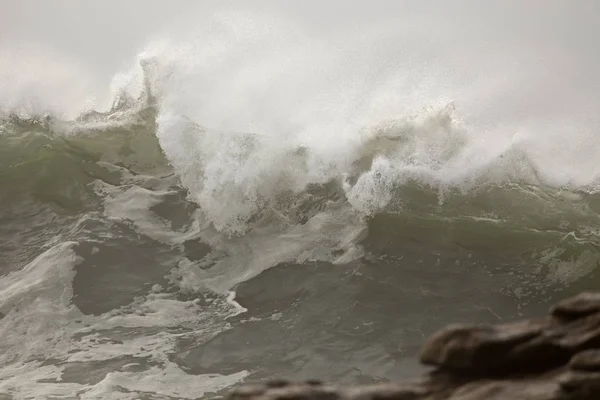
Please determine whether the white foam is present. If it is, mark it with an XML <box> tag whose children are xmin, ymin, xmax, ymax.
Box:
<box><xmin>0</xmin><ymin>242</ymin><xmax>81</xmax><ymax>367</ymax></box>
<box><xmin>0</xmin><ymin>238</ymin><xmax>246</xmax><ymax>399</ymax></box>
<box><xmin>95</xmin><ymin>181</ymin><xmax>201</xmax><ymax>244</ymax></box>
<box><xmin>117</xmin><ymin>11</ymin><xmax>600</xmax><ymax>233</ymax></box>
<box><xmin>82</xmin><ymin>363</ymin><xmax>248</xmax><ymax>400</ymax></box>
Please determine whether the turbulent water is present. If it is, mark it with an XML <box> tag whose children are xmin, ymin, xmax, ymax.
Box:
<box><xmin>2</xmin><ymin>3</ymin><xmax>600</xmax><ymax>399</ymax></box>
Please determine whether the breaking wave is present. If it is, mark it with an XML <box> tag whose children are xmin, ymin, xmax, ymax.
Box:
<box><xmin>2</xmin><ymin>9</ymin><xmax>600</xmax><ymax>398</ymax></box>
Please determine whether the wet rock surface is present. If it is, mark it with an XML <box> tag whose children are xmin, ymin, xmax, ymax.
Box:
<box><xmin>228</xmin><ymin>292</ymin><xmax>600</xmax><ymax>400</ymax></box>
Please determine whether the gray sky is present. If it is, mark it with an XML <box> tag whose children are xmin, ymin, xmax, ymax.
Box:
<box><xmin>1</xmin><ymin>0</ymin><xmax>599</xmax><ymax>120</ymax></box>
<box><xmin>2</xmin><ymin>1</ymin><xmax>598</xmax><ymax>74</ymax></box>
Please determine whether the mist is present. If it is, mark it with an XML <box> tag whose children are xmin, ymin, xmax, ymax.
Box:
<box><xmin>1</xmin><ymin>1</ymin><xmax>599</xmax><ymax>162</ymax></box>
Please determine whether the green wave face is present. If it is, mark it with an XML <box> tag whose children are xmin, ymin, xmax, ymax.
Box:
<box><xmin>2</xmin><ymin>101</ymin><xmax>600</xmax><ymax>287</ymax></box>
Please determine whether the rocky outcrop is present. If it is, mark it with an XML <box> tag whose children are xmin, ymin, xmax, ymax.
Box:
<box><xmin>228</xmin><ymin>292</ymin><xmax>600</xmax><ymax>400</ymax></box>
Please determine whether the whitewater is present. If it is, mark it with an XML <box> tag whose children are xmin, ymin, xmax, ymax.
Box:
<box><xmin>1</xmin><ymin>2</ymin><xmax>600</xmax><ymax>399</ymax></box>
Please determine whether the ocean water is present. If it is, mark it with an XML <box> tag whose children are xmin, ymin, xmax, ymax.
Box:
<box><xmin>2</xmin><ymin>2</ymin><xmax>600</xmax><ymax>398</ymax></box>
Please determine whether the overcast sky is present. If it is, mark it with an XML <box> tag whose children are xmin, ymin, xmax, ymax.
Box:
<box><xmin>2</xmin><ymin>1</ymin><xmax>598</xmax><ymax>74</ymax></box>
<box><xmin>1</xmin><ymin>0</ymin><xmax>599</xmax><ymax>120</ymax></box>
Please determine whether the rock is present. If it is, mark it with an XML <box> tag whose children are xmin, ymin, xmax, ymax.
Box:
<box><xmin>266</xmin><ymin>379</ymin><xmax>292</xmax><ymax>389</ymax></box>
<box><xmin>419</xmin><ymin>320</ymin><xmax>544</xmax><ymax>374</ymax></box>
<box><xmin>552</xmin><ymin>292</ymin><xmax>600</xmax><ymax>320</ymax></box>
<box><xmin>228</xmin><ymin>292</ymin><xmax>600</xmax><ymax>400</ymax></box>
<box><xmin>568</xmin><ymin>350</ymin><xmax>600</xmax><ymax>371</ymax></box>
<box><xmin>345</xmin><ymin>382</ymin><xmax>430</xmax><ymax>400</ymax></box>
<box><xmin>444</xmin><ymin>377</ymin><xmax>561</xmax><ymax>400</ymax></box>
<box><xmin>559</xmin><ymin>370</ymin><xmax>600</xmax><ymax>398</ymax></box>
